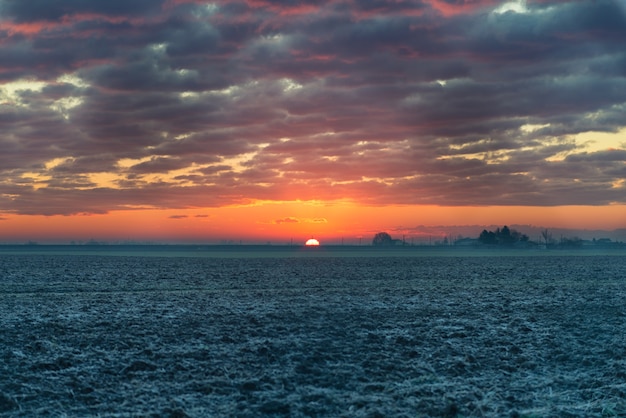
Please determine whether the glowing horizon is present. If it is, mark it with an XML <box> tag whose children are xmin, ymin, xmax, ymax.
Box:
<box><xmin>1</xmin><ymin>202</ymin><xmax>625</xmax><ymax>245</ymax></box>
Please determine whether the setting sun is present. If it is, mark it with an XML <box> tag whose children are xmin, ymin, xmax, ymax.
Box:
<box><xmin>305</xmin><ymin>238</ymin><xmax>320</xmax><ymax>246</ymax></box>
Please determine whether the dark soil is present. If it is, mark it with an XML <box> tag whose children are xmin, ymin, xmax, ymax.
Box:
<box><xmin>1</xmin><ymin>254</ymin><xmax>625</xmax><ymax>416</ymax></box>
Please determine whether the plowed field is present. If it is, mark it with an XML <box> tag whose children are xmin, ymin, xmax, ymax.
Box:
<box><xmin>1</xmin><ymin>253</ymin><xmax>625</xmax><ymax>416</ymax></box>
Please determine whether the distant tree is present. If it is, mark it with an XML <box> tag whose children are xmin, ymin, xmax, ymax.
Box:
<box><xmin>541</xmin><ymin>229</ymin><xmax>552</xmax><ymax>246</ymax></box>
<box><xmin>499</xmin><ymin>226</ymin><xmax>512</xmax><ymax>244</ymax></box>
<box><xmin>372</xmin><ymin>232</ymin><xmax>394</xmax><ymax>246</ymax></box>
<box><xmin>479</xmin><ymin>229</ymin><xmax>497</xmax><ymax>245</ymax></box>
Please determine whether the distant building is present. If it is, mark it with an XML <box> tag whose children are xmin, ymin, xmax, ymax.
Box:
<box><xmin>454</xmin><ymin>237</ymin><xmax>478</xmax><ymax>246</ymax></box>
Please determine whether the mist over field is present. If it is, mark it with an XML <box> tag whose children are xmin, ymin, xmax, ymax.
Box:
<box><xmin>1</xmin><ymin>249</ymin><xmax>625</xmax><ymax>416</ymax></box>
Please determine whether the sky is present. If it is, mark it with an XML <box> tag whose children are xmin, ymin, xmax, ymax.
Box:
<box><xmin>1</xmin><ymin>0</ymin><xmax>625</xmax><ymax>244</ymax></box>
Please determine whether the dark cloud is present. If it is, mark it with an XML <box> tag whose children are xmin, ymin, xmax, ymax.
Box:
<box><xmin>566</xmin><ymin>149</ymin><xmax>626</xmax><ymax>163</ymax></box>
<box><xmin>129</xmin><ymin>157</ymin><xmax>188</xmax><ymax>174</ymax></box>
<box><xmin>0</xmin><ymin>0</ymin><xmax>165</xmax><ymax>22</ymax></box>
<box><xmin>0</xmin><ymin>0</ymin><xmax>625</xmax><ymax>215</ymax></box>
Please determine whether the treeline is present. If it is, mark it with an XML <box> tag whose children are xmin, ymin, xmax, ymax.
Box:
<box><xmin>478</xmin><ymin>226</ymin><xmax>624</xmax><ymax>249</ymax></box>
<box><xmin>371</xmin><ymin>227</ymin><xmax>624</xmax><ymax>249</ymax></box>
<box><xmin>478</xmin><ymin>226</ymin><xmax>528</xmax><ymax>246</ymax></box>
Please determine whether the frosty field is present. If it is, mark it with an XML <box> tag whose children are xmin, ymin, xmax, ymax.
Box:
<box><xmin>1</xmin><ymin>249</ymin><xmax>625</xmax><ymax>417</ymax></box>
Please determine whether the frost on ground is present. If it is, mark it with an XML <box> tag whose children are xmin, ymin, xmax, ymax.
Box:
<box><xmin>0</xmin><ymin>254</ymin><xmax>625</xmax><ymax>417</ymax></box>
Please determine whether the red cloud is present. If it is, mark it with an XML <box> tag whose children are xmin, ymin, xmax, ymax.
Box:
<box><xmin>429</xmin><ymin>0</ymin><xmax>500</xmax><ymax>16</ymax></box>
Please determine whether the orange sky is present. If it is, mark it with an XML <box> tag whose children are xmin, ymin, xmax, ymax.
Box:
<box><xmin>1</xmin><ymin>202</ymin><xmax>624</xmax><ymax>244</ymax></box>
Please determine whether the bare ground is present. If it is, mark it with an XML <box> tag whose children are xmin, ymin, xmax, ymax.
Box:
<box><xmin>1</xmin><ymin>254</ymin><xmax>625</xmax><ymax>417</ymax></box>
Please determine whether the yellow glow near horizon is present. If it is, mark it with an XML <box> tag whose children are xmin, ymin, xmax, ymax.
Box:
<box><xmin>0</xmin><ymin>202</ymin><xmax>625</xmax><ymax>245</ymax></box>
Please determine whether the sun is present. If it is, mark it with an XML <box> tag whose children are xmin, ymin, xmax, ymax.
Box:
<box><xmin>305</xmin><ymin>238</ymin><xmax>320</xmax><ymax>246</ymax></box>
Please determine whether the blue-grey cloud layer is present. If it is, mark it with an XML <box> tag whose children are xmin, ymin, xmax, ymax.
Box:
<box><xmin>1</xmin><ymin>0</ymin><xmax>625</xmax><ymax>215</ymax></box>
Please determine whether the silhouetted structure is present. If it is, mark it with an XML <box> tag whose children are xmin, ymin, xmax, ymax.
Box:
<box><xmin>559</xmin><ymin>236</ymin><xmax>583</xmax><ymax>248</ymax></box>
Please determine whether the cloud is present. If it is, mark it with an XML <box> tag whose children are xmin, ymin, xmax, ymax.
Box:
<box><xmin>273</xmin><ymin>217</ymin><xmax>300</xmax><ymax>224</ymax></box>
<box><xmin>0</xmin><ymin>0</ymin><xmax>625</xmax><ymax>215</ymax></box>
<box><xmin>271</xmin><ymin>217</ymin><xmax>328</xmax><ymax>225</ymax></box>
<box><xmin>0</xmin><ymin>0</ymin><xmax>165</xmax><ymax>22</ymax></box>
